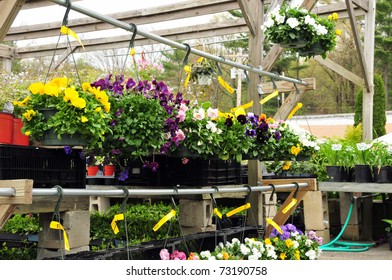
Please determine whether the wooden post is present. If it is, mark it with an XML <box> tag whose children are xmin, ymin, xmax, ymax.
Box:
<box><xmin>0</xmin><ymin>0</ymin><xmax>25</xmax><ymax>41</ymax></box>
<box><xmin>238</xmin><ymin>0</ymin><xmax>264</xmax><ymax>225</ymax></box>
<box><xmin>0</xmin><ymin>179</ymin><xmax>33</xmax><ymax>230</ymax></box>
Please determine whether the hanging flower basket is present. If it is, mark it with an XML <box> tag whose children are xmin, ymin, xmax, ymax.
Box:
<box><xmin>197</xmin><ymin>74</ymin><xmax>212</xmax><ymax>86</ymax></box>
<box><xmin>262</xmin><ymin>4</ymin><xmax>340</xmax><ymax>58</ymax></box>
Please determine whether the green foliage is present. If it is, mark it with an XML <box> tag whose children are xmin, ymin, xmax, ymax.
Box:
<box><xmin>382</xmin><ymin>219</ymin><xmax>392</xmax><ymax>233</ymax></box>
<box><xmin>354</xmin><ymin>74</ymin><xmax>387</xmax><ymax>139</ymax></box>
<box><xmin>344</xmin><ymin>123</ymin><xmax>363</xmax><ymax>143</ymax></box>
<box><xmin>90</xmin><ymin>202</ymin><xmax>180</xmax><ymax>250</ymax></box>
<box><xmin>0</xmin><ymin>242</ymin><xmax>37</xmax><ymax>260</ymax></box>
<box><xmin>373</xmin><ymin>74</ymin><xmax>387</xmax><ymax>138</ymax></box>
<box><xmin>1</xmin><ymin>214</ymin><xmax>41</xmax><ymax>235</ymax></box>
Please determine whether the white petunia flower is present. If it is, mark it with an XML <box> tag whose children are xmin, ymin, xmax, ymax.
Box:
<box><xmin>287</xmin><ymin>17</ymin><xmax>299</xmax><ymax>28</ymax></box>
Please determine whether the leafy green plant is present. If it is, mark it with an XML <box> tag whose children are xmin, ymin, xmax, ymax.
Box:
<box><xmin>190</xmin><ymin>57</ymin><xmax>216</xmax><ymax>82</ymax></box>
<box><xmin>90</xmin><ymin>202</ymin><xmax>181</xmax><ymax>250</ymax></box>
<box><xmin>1</xmin><ymin>214</ymin><xmax>41</xmax><ymax>235</ymax></box>
<box><xmin>382</xmin><ymin>219</ymin><xmax>392</xmax><ymax>233</ymax></box>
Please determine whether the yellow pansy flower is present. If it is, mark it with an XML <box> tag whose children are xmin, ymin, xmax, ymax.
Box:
<box><xmin>130</xmin><ymin>48</ymin><xmax>136</xmax><ymax>56</ymax></box>
<box><xmin>234</xmin><ymin>107</ymin><xmax>246</xmax><ymax>117</ymax></box>
<box><xmin>28</xmin><ymin>82</ymin><xmax>45</xmax><ymax>95</ymax></box>
<box><xmin>222</xmin><ymin>251</ymin><xmax>229</xmax><ymax>260</ymax></box>
<box><xmin>291</xmin><ymin>145</ymin><xmax>301</xmax><ymax>156</ymax></box>
<box><xmin>332</xmin><ymin>12</ymin><xmax>338</xmax><ymax>20</ymax></box>
<box><xmin>104</xmin><ymin>103</ymin><xmax>110</xmax><ymax>113</ymax></box>
<box><xmin>64</xmin><ymin>87</ymin><xmax>79</xmax><ymax>102</ymax></box>
<box><xmin>336</xmin><ymin>29</ymin><xmax>341</xmax><ymax>35</ymax></box>
<box><xmin>264</xmin><ymin>238</ymin><xmax>271</xmax><ymax>245</ymax></box>
<box><xmin>280</xmin><ymin>253</ymin><xmax>287</xmax><ymax>260</ymax></box>
<box><xmin>285</xmin><ymin>239</ymin><xmax>294</xmax><ymax>248</ymax></box>
<box><xmin>94</xmin><ymin>107</ymin><xmax>102</xmax><ymax>113</ymax></box>
<box><xmin>282</xmin><ymin>161</ymin><xmax>291</xmax><ymax>170</ymax></box>
<box><xmin>81</xmin><ymin>116</ymin><xmax>88</xmax><ymax>123</ymax></box>
<box><xmin>50</xmin><ymin>77</ymin><xmax>68</xmax><ymax>90</ymax></box>
<box><xmin>25</xmin><ymin>131</ymin><xmax>31</xmax><ymax>136</ymax></box>
<box><xmin>82</xmin><ymin>82</ymin><xmax>91</xmax><ymax>92</ymax></box>
<box><xmin>44</xmin><ymin>83</ymin><xmax>60</xmax><ymax>97</ymax></box>
<box><xmin>294</xmin><ymin>250</ymin><xmax>300</xmax><ymax>260</ymax></box>
<box><xmin>71</xmin><ymin>97</ymin><xmax>86</xmax><ymax>109</ymax></box>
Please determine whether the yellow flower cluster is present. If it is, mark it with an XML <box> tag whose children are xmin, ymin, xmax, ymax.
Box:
<box><xmin>328</xmin><ymin>12</ymin><xmax>341</xmax><ymax>36</ymax></box>
<box><xmin>83</xmin><ymin>82</ymin><xmax>111</xmax><ymax>113</ymax></box>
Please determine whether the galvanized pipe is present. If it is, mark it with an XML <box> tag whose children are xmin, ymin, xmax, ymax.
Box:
<box><xmin>48</xmin><ymin>0</ymin><xmax>308</xmax><ymax>86</ymax></box>
<box><xmin>0</xmin><ymin>183</ymin><xmax>308</xmax><ymax>198</ymax></box>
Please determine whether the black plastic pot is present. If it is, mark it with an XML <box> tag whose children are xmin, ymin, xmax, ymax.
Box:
<box><xmin>354</xmin><ymin>165</ymin><xmax>373</xmax><ymax>183</ymax></box>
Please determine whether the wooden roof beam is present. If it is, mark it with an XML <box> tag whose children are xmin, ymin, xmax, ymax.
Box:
<box><xmin>345</xmin><ymin>0</ymin><xmax>371</xmax><ymax>93</ymax></box>
<box><xmin>5</xmin><ymin>0</ymin><xmax>239</xmax><ymax>42</ymax></box>
<box><xmin>0</xmin><ymin>0</ymin><xmax>26</xmax><ymax>41</ymax></box>
<box><xmin>313</xmin><ymin>56</ymin><xmax>364</xmax><ymax>87</ymax></box>
<box><xmin>15</xmin><ymin>19</ymin><xmax>248</xmax><ymax>58</ymax></box>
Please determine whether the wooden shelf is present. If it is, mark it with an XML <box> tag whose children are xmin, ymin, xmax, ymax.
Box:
<box><xmin>318</xmin><ymin>182</ymin><xmax>392</xmax><ymax>193</ymax></box>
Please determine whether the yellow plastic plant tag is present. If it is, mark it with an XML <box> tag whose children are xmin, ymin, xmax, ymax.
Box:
<box><xmin>226</xmin><ymin>203</ymin><xmax>251</xmax><ymax>217</ymax></box>
<box><xmin>213</xmin><ymin>208</ymin><xmax>223</xmax><ymax>219</ymax></box>
<box><xmin>260</xmin><ymin>89</ymin><xmax>278</xmax><ymax>105</ymax></box>
<box><xmin>218</xmin><ymin>76</ymin><xmax>235</xmax><ymax>94</ymax></box>
<box><xmin>282</xmin><ymin>198</ymin><xmax>298</xmax><ymax>214</ymax></box>
<box><xmin>183</xmin><ymin>65</ymin><xmax>192</xmax><ymax>87</ymax></box>
<box><xmin>60</xmin><ymin>26</ymin><xmax>85</xmax><ymax>50</ymax></box>
<box><xmin>266</xmin><ymin>218</ymin><xmax>283</xmax><ymax>234</ymax></box>
<box><xmin>230</xmin><ymin>101</ymin><xmax>253</xmax><ymax>113</ymax></box>
<box><xmin>111</xmin><ymin>213</ymin><xmax>124</xmax><ymax>235</ymax></box>
<box><xmin>129</xmin><ymin>48</ymin><xmax>136</xmax><ymax>56</ymax></box>
<box><xmin>153</xmin><ymin>209</ymin><xmax>176</xmax><ymax>232</ymax></box>
<box><xmin>50</xmin><ymin>221</ymin><xmax>70</xmax><ymax>251</ymax></box>
<box><xmin>287</xmin><ymin>103</ymin><xmax>303</xmax><ymax>119</ymax></box>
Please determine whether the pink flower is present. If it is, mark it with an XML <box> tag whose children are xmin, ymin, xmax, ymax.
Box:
<box><xmin>170</xmin><ymin>250</ymin><xmax>187</xmax><ymax>260</ymax></box>
<box><xmin>159</xmin><ymin>248</ymin><xmax>170</xmax><ymax>260</ymax></box>
<box><xmin>193</xmin><ymin>107</ymin><xmax>205</xmax><ymax>120</ymax></box>
<box><xmin>182</xmin><ymin>157</ymin><xmax>189</xmax><ymax>164</ymax></box>
<box><xmin>207</xmin><ymin>107</ymin><xmax>218</xmax><ymax>119</ymax></box>
<box><xmin>176</xmin><ymin>129</ymin><xmax>186</xmax><ymax>141</ymax></box>
<box><xmin>177</xmin><ymin>110</ymin><xmax>186</xmax><ymax>122</ymax></box>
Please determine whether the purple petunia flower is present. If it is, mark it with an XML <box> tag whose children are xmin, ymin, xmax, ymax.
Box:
<box><xmin>64</xmin><ymin>146</ymin><xmax>72</xmax><ymax>155</ymax></box>
<box><xmin>118</xmin><ymin>169</ymin><xmax>129</xmax><ymax>181</ymax></box>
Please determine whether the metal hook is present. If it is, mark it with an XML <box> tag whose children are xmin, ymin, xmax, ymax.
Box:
<box><xmin>294</xmin><ymin>83</ymin><xmax>301</xmax><ymax>94</ymax></box>
<box><xmin>62</xmin><ymin>0</ymin><xmax>72</xmax><ymax>26</ymax></box>
<box><xmin>53</xmin><ymin>185</ymin><xmax>64</xmax><ymax>219</ymax></box>
<box><xmin>291</xmin><ymin>182</ymin><xmax>300</xmax><ymax>199</ymax></box>
<box><xmin>268</xmin><ymin>183</ymin><xmax>276</xmax><ymax>202</ymax></box>
<box><xmin>128</xmin><ymin>23</ymin><xmax>137</xmax><ymax>49</ymax></box>
<box><xmin>244</xmin><ymin>184</ymin><xmax>252</xmax><ymax>203</ymax></box>
<box><xmin>182</xmin><ymin>43</ymin><xmax>191</xmax><ymax>65</ymax></box>
<box><xmin>209</xmin><ymin>186</ymin><xmax>220</xmax><ymax>208</ymax></box>
<box><xmin>120</xmin><ymin>187</ymin><xmax>130</xmax><ymax>213</ymax></box>
<box><xmin>170</xmin><ymin>186</ymin><xmax>179</xmax><ymax>208</ymax></box>
<box><xmin>271</xmin><ymin>78</ymin><xmax>278</xmax><ymax>90</ymax></box>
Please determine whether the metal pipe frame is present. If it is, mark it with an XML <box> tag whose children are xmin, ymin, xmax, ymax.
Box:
<box><xmin>0</xmin><ymin>182</ymin><xmax>308</xmax><ymax>198</ymax></box>
<box><xmin>48</xmin><ymin>0</ymin><xmax>308</xmax><ymax>86</ymax></box>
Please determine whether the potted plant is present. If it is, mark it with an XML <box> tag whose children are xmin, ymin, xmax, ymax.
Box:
<box><xmin>189</xmin><ymin>57</ymin><xmax>216</xmax><ymax>85</ymax></box>
<box><xmin>90</xmin><ymin>75</ymin><xmax>188</xmax><ymax>181</ymax></box>
<box><xmin>369</xmin><ymin>140</ymin><xmax>392</xmax><ymax>183</ymax></box>
<box><xmin>317</xmin><ymin>139</ymin><xmax>354</xmax><ymax>182</ymax></box>
<box><xmin>352</xmin><ymin>141</ymin><xmax>374</xmax><ymax>183</ymax></box>
<box><xmin>382</xmin><ymin>219</ymin><xmax>392</xmax><ymax>251</ymax></box>
<box><xmin>262</xmin><ymin>4</ymin><xmax>339</xmax><ymax>58</ymax></box>
<box><xmin>13</xmin><ymin>77</ymin><xmax>112</xmax><ymax>148</ymax></box>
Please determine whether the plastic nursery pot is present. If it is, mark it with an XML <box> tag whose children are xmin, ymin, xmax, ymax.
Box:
<box><xmin>0</xmin><ymin>112</ymin><xmax>14</xmax><ymax>144</ymax></box>
<box><xmin>12</xmin><ymin>118</ymin><xmax>30</xmax><ymax>146</ymax></box>
<box><xmin>87</xmin><ymin>165</ymin><xmax>99</xmax><ymax>176</ymax></box>
<box><xmin>104</xmin><ymin>165</ymin><xmax>116</xmax><ymax>176</ymax></box>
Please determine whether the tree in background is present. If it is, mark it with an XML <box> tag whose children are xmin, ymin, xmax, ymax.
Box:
<box><xmin>354</xmin><ymin>74</ymin><xmax>387</xmax><ymax>139</ymax></box>
<box><xmin>375</xmin><ymin>0</ymin><xmax>392</xmax><ymax>109</ymax></box>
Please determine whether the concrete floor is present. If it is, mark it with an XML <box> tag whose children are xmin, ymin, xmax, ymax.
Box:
<box><xmin>319</xmin><ymin>241</ymin><xmax>392</xmax><ymax>260</ymax></box>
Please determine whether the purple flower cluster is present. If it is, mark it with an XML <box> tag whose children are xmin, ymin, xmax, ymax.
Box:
<box><xmin>270</xmin><ymin>223</ymin><xmax>303</xmax><ymax>240</ymax></box>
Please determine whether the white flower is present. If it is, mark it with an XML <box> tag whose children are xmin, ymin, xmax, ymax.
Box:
<box><xmin>264</xmin><ymin>17</ymin><xmax>275</xmax><ymax>29</ymax></box>
<box><xmin>248</xmin><ymin>254</ymin><xmax>260</xmax><ymax>260</ymax></box>
<box><xmin>207</xmin><ymin>107</ymin><xmax>219</xmax><ymax>119</ymax></box>
<box><xmin>275</xmin><ymin>13</ymin><xmax>286</xmax><ymax>24</ymax></box>
<box><xmin>357</xmin><ymin>142</ymin><xmax>372</xmax><ymax>151</ymax></box>
<box><xmin>315</xmin><ymin>24</ymin><xmax>328</xmax><ymax>35</ymax></box>
<box><xmin>208</xmin><ymin>256</ymin><xmax>217</xmax><ymax>260</ymax></box>
<box><xmin>193</xmin><ymin>107</ymin><xmax>205</xmax><ymax>120</ymax></box>
<box><xmin>305</xmin><ymin>249</ymin><xmax>317</xmax><ymax>260</ymax></box>
<box><xmin>286</xmin><ymin>17</ymin><xmax>299</xmax><ymax>28</ymax></box>
<box><xmin>305</xmin><ymin>239</ymin><xmax>313</xmax><ymax>247</ymax></box>
<box><xmin>332</xmin><ymin>144</ymin><xmax>342</xmax><ymax>151</ymax></box>
<box><xmin>200</xmin><ymin>250</ymin><xmax>211</xmax><ymax>259</ymax></box>
<box><xmin>292</xmin><ymin>240</ymin><xmax>299</xmax><ymax>249</ymax></box>
<box><xmin>240</xmin><ymin>244</ymin><xmax>251</xmax><ymax>255</ymax></box>
<box><xmin>304</xmin><ymin>15</ymin><xmax>315</xmax><ymax>26</ymax></box>
<box><xmin>206</xmin><ymin>121</ymin><xmax>217</xmax><ymax>133</ymax></box>
<box><xmin>216</xmin><ymin>253</ymin><xmax>223</xmax><ymax>259</ymax></box>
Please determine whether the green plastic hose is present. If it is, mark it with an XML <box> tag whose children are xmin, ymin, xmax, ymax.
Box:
<box><xmin>320</xmin><ymin>199</ymin><xmax>375</xmax><ymax>252</ymax></box>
